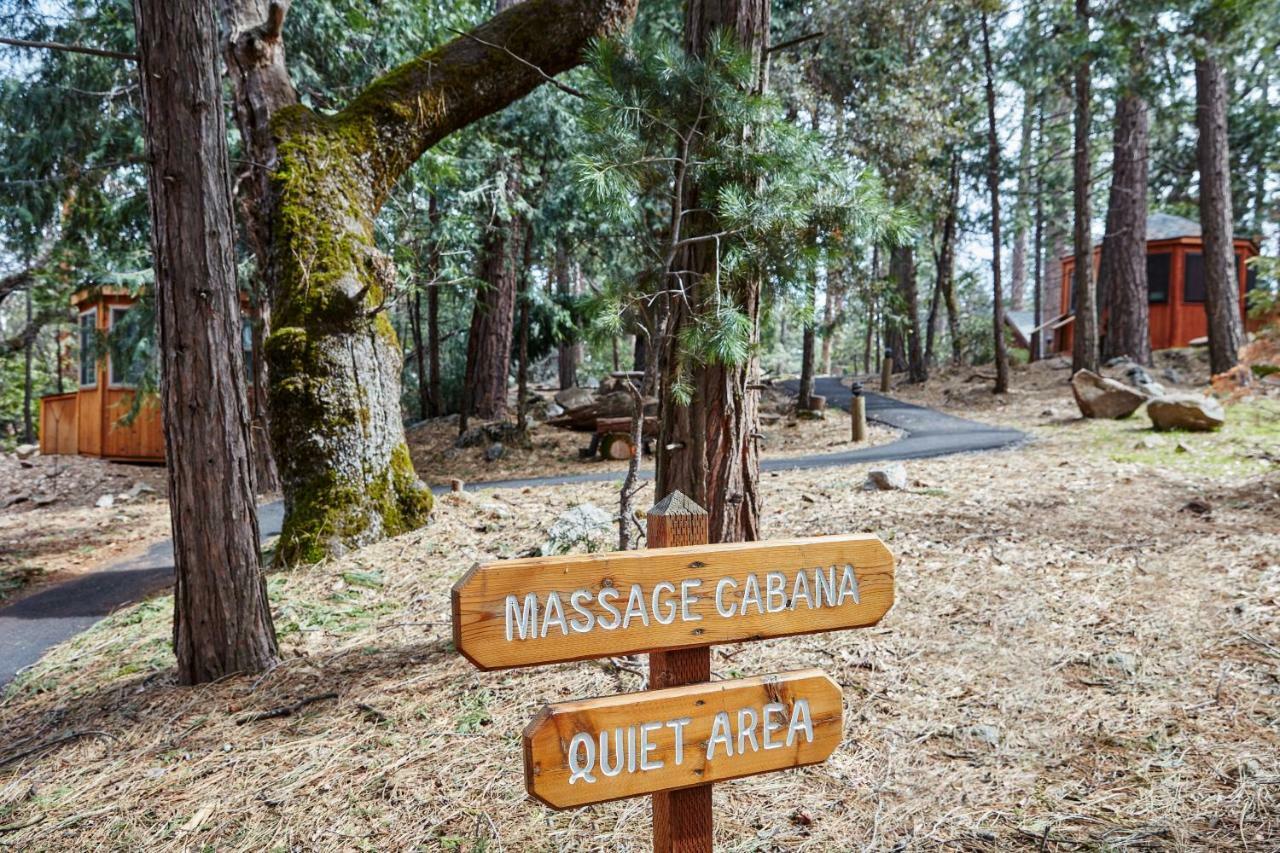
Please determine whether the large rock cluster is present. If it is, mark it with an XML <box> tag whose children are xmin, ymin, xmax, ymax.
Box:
<box><xmin>1070</xmin><ymin>357</ymin><xmax>1226</xmax><ymax>432</ymax></box>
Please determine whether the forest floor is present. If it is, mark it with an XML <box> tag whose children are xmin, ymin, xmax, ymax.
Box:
<box><xmin>0</xmin><ymin>455</ymin><xmax>169</xmax><ymax>605</ymax></box>
<box><xmin>404</xmin><ymin>393</ymin><xmax>900</xmax><ymax>487</ymax></box>
<box><xmin>1</xmin><ymin>356</ymin><xmax>1277</xmax><ymax>850</ymax></box>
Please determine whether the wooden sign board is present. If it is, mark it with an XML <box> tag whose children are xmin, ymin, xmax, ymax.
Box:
<box><xmin>451</xmin><ymin>534</ymin><xmax>894</xmax><ymax>671</ymax></box>
<box><xmin>523</xmin><ymin>669</ymin><xmax>842</xmax><ymax>809</ymax></box>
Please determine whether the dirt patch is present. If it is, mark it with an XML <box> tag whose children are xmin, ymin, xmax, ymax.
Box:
<box><xmin>1</xmin><ymin>386</ymin><xmax>1276</xmax><ymax>849</ymax></box>
<box><xmin>0</xmin><ymin>455</ymin><xmax>170</xmax><ymax>603</ymax></box>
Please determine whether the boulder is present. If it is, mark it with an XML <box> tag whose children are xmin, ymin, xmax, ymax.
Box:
<box><xmin>553</xmin><ymin>387</ymin><xmax>596</xmax><ymax>411</ymax></box>
<box><xmin>484</xmin><ymin>442</ymin><xmax>505</xmax><ymax>462</ymax></box>
<box><xmin>1147</xmin><ymin>394</ymin><xmax>1225</xmax><ymax>432</ymax></box>
<box><xmin>1070</xmin><ymin>369</ymin><xmax>1146</xmax><ymax>419</ymax></box>
<box><xmin>539</xmin><ymin>503</ymin><xmax>615</xmax><ymax>556</ymax></box>
<box><xmin>14</xmin><ymin>443</ymin><xmax>38</xmax><ymax>460</ymax></box>
<box><xmin>864</xmin><ymin>463</ymin><xmax>908</xmax><ymax>491</ymax></box>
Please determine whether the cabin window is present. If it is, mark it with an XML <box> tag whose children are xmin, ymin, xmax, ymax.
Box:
<box><xmin>1244</xmin><ymin>258</ymin><xmax>1259</xmax><ymax>293</ymax></box>
<box><xmin>1183</xmin><ymin>253</ymin><xmax>1207</xmax><ymax>303</ymax></box>
<box><xmin>78</xmin><ymin>309</ymin><xmax>98</xmax><ymax>387</ymax></box>
<box><xmin>108</xmin><ymin>306</ymin><xmax>136</xmax><ymax>387</ymax></box>
<box><xmin>1147</xmin><ymin>253</ymin><xmax>1171</xmax><ymax>304</ymax></box>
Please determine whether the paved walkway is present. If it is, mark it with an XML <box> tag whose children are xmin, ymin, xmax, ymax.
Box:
<box><xmin>0</xmin><ymin>381</ymin><xmax>1023</xmax><ymax>686</ymax></box>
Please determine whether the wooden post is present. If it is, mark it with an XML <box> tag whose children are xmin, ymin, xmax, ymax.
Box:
<box><xmin>850</xmin><ymin>382</ymin><xmax>867</xmax><ymax>443</ymax></box>
<box><xmin>646</xmin><ymin>491</ymin><xmax>712</xmax><ymax>853</ymax></box>
<box><xmin>879</xmin><ymin>349</ymin><xmax>893</xmax><ymax>393</ymax></box>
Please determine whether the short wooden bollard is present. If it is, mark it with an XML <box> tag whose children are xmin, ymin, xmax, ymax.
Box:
<box><xmin>850</xmin><ymin>382</ymin><xmax>867</xmax><ymax>443</ymax></box>
<box><xmin>880</xmin><ymin>351</ymin><xmax>893</xmax><ymax>393</ymax></box>
<box><xmin>646</xmin><ymin>492</ymin><xmax>712</xmax><ymax>853</ymax></box>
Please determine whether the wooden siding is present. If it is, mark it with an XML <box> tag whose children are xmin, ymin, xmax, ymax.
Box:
<box><xmin>38</xmin><ymin>393</ymin><xmax>79</xmax><ymax>455</ymax></box>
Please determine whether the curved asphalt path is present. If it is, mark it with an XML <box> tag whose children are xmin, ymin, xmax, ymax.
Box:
<box><xmin>0</xmin><ymin>378</ymin><xmax>1022</xmax><ymax>686</ymax></box>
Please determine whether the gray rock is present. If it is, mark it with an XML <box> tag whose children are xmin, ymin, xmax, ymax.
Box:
<box><xmin>553</xmin><ymin>387</ymin><xmax>596</xmax><ymax>411</ymax></box>
<box><xmin>1161</xmin><ymin>367</ymin><xmax>1185</xmax><ymax>385</ymax></box>
<box><xmin>455</xmin><ymin>427</ymin><xmax>489</xmax><ymax>449</ymax></box>
<box><xmin>1071</xmin><ymin>369</ymin><xmax>1146</xmax><ymax>419</ymax></box>
<box><xmin>1147</xmin><ymin>394</ymin><xmax>1225</xmax><ymax>432</ymax></box>
<box><xmin>484</xmin><ymin>442</ymin><xmax>504</xmax><ymax>462</ymax></box>
<box><xmin>545</xmin><ymin>402</ymin><xmax>565</xmax><ymax>419</ymax></box>
<box><xmin>864</xmin><ymin>463</ymin><xmax>908</xmax><ymax>491</ymax></box>
<box><xmin>540</xmin><ymin>503</ymin><xmax>615</xmax><ymax>556</ymax></box>
<box><xmin>1121</xmin><ymin>365</ymin><xmax>1166</xmax><ymax>398</ymax></box>
<box><xmin>965</xmin><ymin>724</ymin><xmax>1001</xmax><ymax>746</ymax></box>
<box><xmin>14</xmin><ymin>443</ymin><xmax>38</xmax><ymax>460</ymax></box>
<box><xmin>126</xmin><ymin>481</ymin><xmax>157</xmax><ymax>499</ymax></box>
<box><xmin>95</xmin><ymin>494</ymin><xmax>115</xmax><ymax>509</ymax></box>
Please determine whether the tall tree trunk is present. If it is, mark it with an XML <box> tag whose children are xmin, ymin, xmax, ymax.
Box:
<box><xmin>516</xmin><ymin>219</ymin><xmax>534</xmax><ymax>432</ymax></box>
<box><xmin>798</xmin><ymin>105</ymin><xmax>820</xmax><ymax>407</ymax></box>
<box><xmin>1010</xmin><ymin>89</ymin><xmax>1035</xmax><ymax>311</ymax></box>
<box><xmin>889</xmin><ymin>245</ymin><xmax>924</xmax><ymax>381</ymax></box>
<box><xmin>820</xmin><ymin>253</ymin><xmax>841</xmax><ymax>375</ymax></box>
<box><xmin>1031</xmin><ymin>104</ymin><xmax>1045</xmax><ymax>363</ymax></box>
<box><xmin>657</xmin><ymin>0</ymin><xmax>768</xmax><ymax>544</ymax></box>
<box><xmin>1099</xmin><ymin>92</ymin><xmax>1151</xmax><ymax>364</ymax></box>
<box><xmin>409</xmin><ymin>269</ymin><xmax>429</xmax><ymax>420</ymax></box>
<box><xmin>555</xmin><ymin>239</ymin><xmax>578</xmax><ymax>389</ymax></box>
<box><xmin>427</xmin><ymin>194</ymin><xmax>443</xmax><ymax>417</ymax></box>
<box><xmin>22</xmin><ymin>290</ymin><xmax>34</xmax><ymax>444</ymax></box>
<box><xmin>133</xmin><ymin>0</ymin><xmax>278</xmax><ymax>682</ymax></box>
<box><xmin>981</xmin><ymin>12</ymin><xmax>1010</xmax><ymax>394</ymax></box>
<box><xmin>261</xmin><ymin>1</ymin><xmax>637</xmax><ymax>563</ymax></box>
<box><xmin>464</xmin><ymin>160</ymin><xmax>522</xmax><ymax>422</ymax></box>
<box><xmin>215</xmin><ymin>0</ymin><xmax>294</xmax><ymax>495</ymax></box>
<box><xmin>1195</xmin><ymin>51</ymin><xmax>1243</xmax><ymax>375</ymax></box>
<box><xmin>798</xmin><ymin>263</ymin><xmax>818</xmax><ymax>409</ymax></box>
<box><xmin>923</xmin><ymin>253</ymin><xmax>942</xmax><ymax>367</ymax></box>
<box><xmin>940</xmin><ymin>157</ymin><xmax>962</xmax><ymax>366</ymax></box>
<box><xmin>1070</xmin><ymin>0</ymin><xmax>1098</xmax><ymax>374</ymax></box>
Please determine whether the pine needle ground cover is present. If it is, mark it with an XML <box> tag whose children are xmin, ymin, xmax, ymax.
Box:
<box><xmin>0</xmin><ymin>372</ymin><xmax>1276</xmax><ymax>849</ymax></box>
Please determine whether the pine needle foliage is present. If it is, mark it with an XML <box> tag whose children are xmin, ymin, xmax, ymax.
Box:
<box><xmin>576</xmin><ymin>32</ymin><xmax>908</xmax><ymax>380</ymax></box>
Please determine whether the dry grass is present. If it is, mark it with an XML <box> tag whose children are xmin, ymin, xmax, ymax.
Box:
<box><xmin>1</xmin><ymin>367</ymin><xmax>1277</xmax><ymax>850</ymax></box>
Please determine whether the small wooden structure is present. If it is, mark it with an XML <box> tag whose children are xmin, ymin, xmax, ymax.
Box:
<box><xmin>1054</xmin><ymin>213</ymin><xmax>1259</xmax><ymax>354</ymax></box>
<box><xmin>39</xmin><ymin>287</ymin><xmax>164</xmax><ymax>461</ymax></box>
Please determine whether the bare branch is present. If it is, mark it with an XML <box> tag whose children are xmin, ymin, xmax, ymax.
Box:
<box><xmin>0</xmin><ymin>36</ymin><xmax>137</xmax><ymax>62</ymax></box>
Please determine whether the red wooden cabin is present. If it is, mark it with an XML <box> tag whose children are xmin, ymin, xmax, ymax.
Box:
<box><xmin>39</xmin><ymin>287</ymin><xmax>165</xmax><ymax>461</ymax></box>
<box><xmin>38</xmin><ymin>288</ymin><xmax>255</xmax><ymax>462</ymax></box>
<box><xmin>1054</xmin><ymin>213</ymin><xmax>1259</xmax><ymax>354</ymax></box>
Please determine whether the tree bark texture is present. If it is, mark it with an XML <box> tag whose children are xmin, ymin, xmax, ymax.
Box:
<box><xmin>1194</xmin><ymin>52</ymin><xmax>1243</xmax><ymax>374</ymax></box>
<box><xmin>1099</xmin><ymin>92</ymin><xmax>1151</xmax><ymax>365</ymax></box>
<box><xmin>464</xmin><ymin>159</ymin><xmax>523</xmax><ymax>421</ymax></box>
<box><xmin>1070</xmin><ymin>0</ymin><xmax>1098</xmax><ymax>374</ymax></box>
<box><xmin>820</xmin><ymin>252</ymin><xmax>841</xmax><ymax>375</ymax></box>
<box><xmin>555</xmin><ymin>239</ymin><xmax>579</xmax><ymax>389</ymax></box>
<box><xmin>133</xmin><ymin>0</ymin><xmax>279</xmax><ymax>682</ymax></box>
<box><xmin>798</xmin><ymin>264</ymin><xmax>818</xmax><ymax>409</ymax></box>
<box><xmin>216</xmin><ymin>0</ymin><xmax>295</xmax><ymax>494</ymax></box>
<box><xmin>889</xmin><ymin>245</ymin><xmax>924</xmax><ymax>382</ymax></box>
<box><xmin>657</xmin><ymin>0</ymin><xmax>768</xmax><ymax>545</ymax></box>
<box><xmin>1010</xmin><ymin>89</ymin><xmax>1035</xmax><ymax>311</ymax></box>
<box><xmin>941</xmin><ymin>155</ymin><xmax>962</xmax><ymax>365</ymax></box>
<box><xmin>262</xmin><ymin>0</ymin><xmax>637</xmax><ymax>563</ymax></box>
<box><xmin>981</xmin><ymin>12</ymin><xmax>1009</xmax><ymax>393</ymax></box>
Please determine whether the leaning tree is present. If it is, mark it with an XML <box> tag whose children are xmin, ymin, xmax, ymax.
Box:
<box><xmin>213</xmin><ymin>0</ymin><xmax>638</xmax><ymax>563</ymax></box>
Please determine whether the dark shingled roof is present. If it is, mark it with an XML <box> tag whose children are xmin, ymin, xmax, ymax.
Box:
<box><xmin>1145</xmin><ymin>212</ymin><xmax>1201</xmax><ymax>241</ymax></box>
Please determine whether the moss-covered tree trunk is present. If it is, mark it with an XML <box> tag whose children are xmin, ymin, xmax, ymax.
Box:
<box><xmin>260</xmin><ymin>0</ymin><xmax>638</xmax><ymax>563</ymax></box>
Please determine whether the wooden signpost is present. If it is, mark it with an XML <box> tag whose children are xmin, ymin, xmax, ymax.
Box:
<box><xmin>450</xmin><ymin>492</ymin><xmax>896</xmax><ymax>851</ymax></box>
